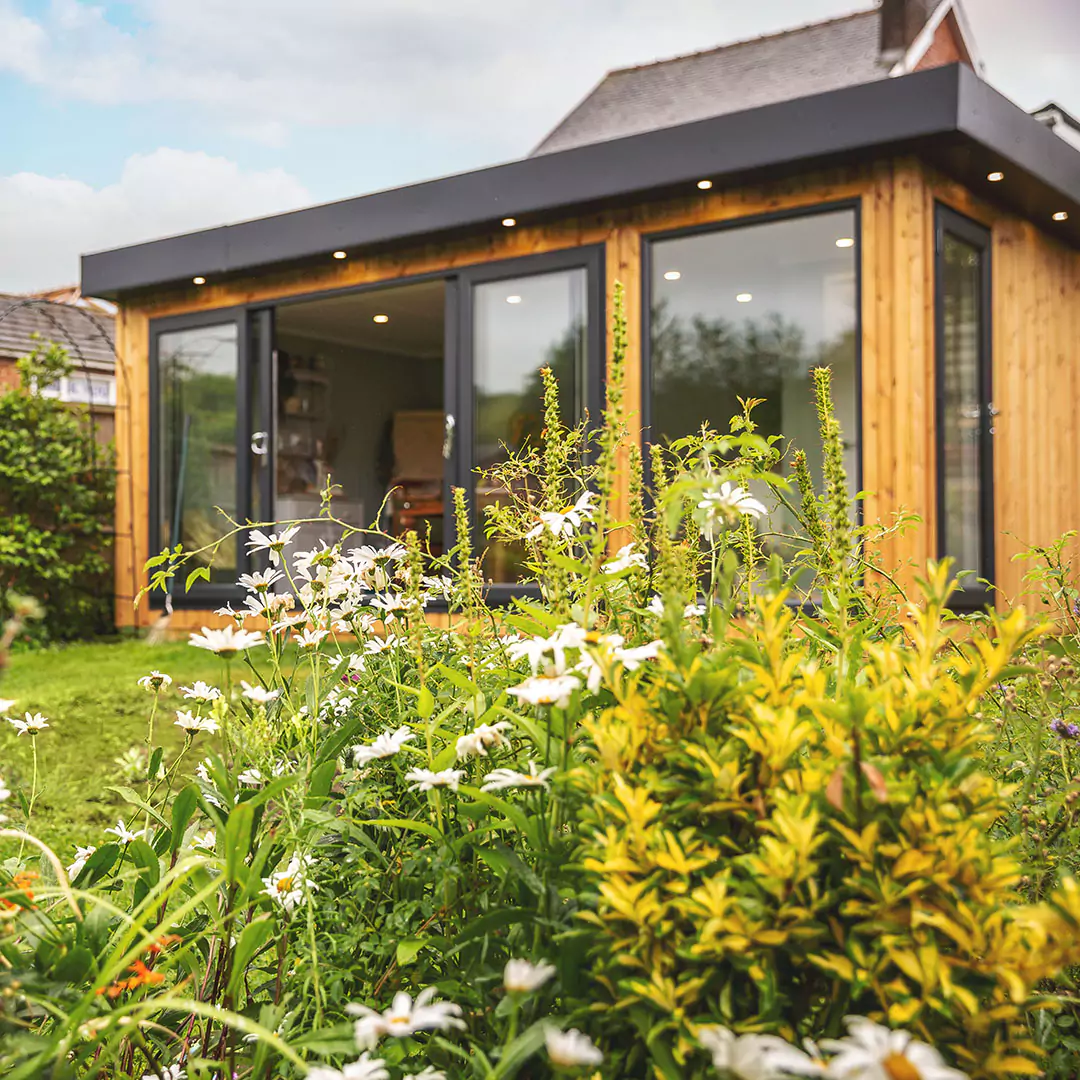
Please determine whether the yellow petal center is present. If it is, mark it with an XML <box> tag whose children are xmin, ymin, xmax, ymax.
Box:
<box><xmin>276</xmin><ymin>876</ymin><xmax>295</xmax><ymax>893</ymax></box>
<box><xmin>883</xmin><ymin>1053</ymin><xmax>921</xmax><ymax>1080</ymax></box>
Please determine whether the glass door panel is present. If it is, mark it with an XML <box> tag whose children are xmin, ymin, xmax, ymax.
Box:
<box><xmin>157</xmin><ymin>320</ymin><xmax>242</xmax><ymax>584</ymax></box>
<box><xmin>472</xmin><ymin>267</ymin><xmax>588</xmax><ymax>583</ymax></box>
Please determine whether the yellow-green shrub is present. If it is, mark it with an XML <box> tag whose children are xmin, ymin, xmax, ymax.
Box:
<box><xmin>575</xmin><ymin>565</ymin><xmax>1080</xmax><ymax>1079</ymax></box>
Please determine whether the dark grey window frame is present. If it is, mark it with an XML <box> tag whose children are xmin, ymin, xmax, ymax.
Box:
<box><xmin>639</xmin><ymin>199</ymin><xmax>864</xmax><ymax>507</ymax></box>
<box><xmin>933</xmin><ymin>203</ymin><xmax>995</xmax><ymax>609</ymax></box>
<box><xmin>147</xmin><ymin>245</ymin><xmax>605</xmax><ymax>609</ymax></box>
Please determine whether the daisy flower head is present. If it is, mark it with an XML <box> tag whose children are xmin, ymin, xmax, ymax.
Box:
<box><xmin>821</xmin><ymin>1016</ymin><xmax>969</xmax><ymax>1080</ymax></box>
<box><xmin>0</xmin><ymin>774</ymin><xmax>9</xmax><ymax>801</ymax></box>
<box><xmin>180</xmin><ymin>681</ymin><xmax>222</xmax><ymax>702</ymax></box>
<box><xmin>697</xmin><ymin>1026</ymin><xmax>812</xmax><ymax>1079</ymax></box>
<box><xmin>237</xmin><ymin>768</ymin><xmax>265</xmax><ymax>786</ymax></box>
<box><xmin>241</xmin><ymin>680</ymin><xmax>281</xmax><ymax>704</ymax></box>
<box><xmin>293</xmin><ymin>626</ymin><xmax>330</xmax><ymax>649</ymax></box>
<box><xmin>504</xmin><ymin>958</ymin><xmax>556</xmax><ymax>994</ymax></box>
<box><xmin>481</xmin><ymin>761</ymin><xmax>557</xmax><ymax>793</ymax></box>
<box><xmin>238</xmin><ymin>567</ymin><xmax>284</xmax><ymax>592</ymax></box>
<box><xmin>405</xmin><ymin>767</ymin><xmax>465</xmax><ymax>792</ymax></box>
<box><xmin>347</xmin><ymin>987</ymin><xmax>465</xmax><ymax>1050</ymax></box>
<box><xmin>455</xmin><ymin>720</ymin><xmax>513</xmax><ymax>759</ymax></box>
<box><xmin>697</xmin><ymin>480</ymin><xmax>767</xmax><ymax>539</ymax></box>
<box><xmin>105</xmin><ymin>818</ymin><xmax>146</xmax><ymax>845</ymax></box>
<box><xmin>307</xmin><ymin>1053</ymin><xmax>390</xmax><ymax>1080</ymax></box>
<box><xmin>526</xmin><ymin>490</ymin><xmax>597</xmax><ymax>540</ymax></box>
<box><xmin>245</xmin><ymin>525</ymin><xmax>300</xmax><ymax>566</ymax></box>
<box><xmin>262</xmin><ymin>852</ymin><xmax>317</xmax><ymax>914</ymax></box>
<box><xmin>191</xmin><ymin>830</ymin><xmax>216</xmax><ymax>851</ymax></box>
<box><xmin>174</xmin><ymin>709</ymin><xmax>220</xmax><ymax>737</ymax></box>
<box><xmin>410</xmin><ymin>1069</ymin><xmax>448</xmax><ymax>1080</ymax></box>
<box><xmin>506</xmin><ymin>673</ymin><xmax>580</xmax><ymax>708</ymax></box>
<box><xmin>67</xmin><ymin>844</ymin><xmax>97</xmax><ymax>879</ymax></box>
<box><xmin>612</xmin><ymin>640</ymin><xmax>664</xmax><ymax>669</ymax></box>
<box><xmin>189</xmin><ymin>625</ymin><xmax>266</xmax><ymax>657</ymax></box>
<box><xmin>8</xmin><ymin>712</ymin><xmax>49</xmax><ymax>736</ymax></box>
<box><xmin>137</xmin><ymin>672</ymin><xmax>172</xmax><ymax>693</ymax></box>
<box><xmin>602</xmin><ymin>542</ymin><xmax>648</xmax><ymax>575</ymax></box>
<box><xmin>141</xmin><ymin>1065</ymin><xmax>186</xmax><ymax>1080</ymax></box>
<box><xmin>544</xmin><ymin>1027</ymin><xmax>603</xmax><ymax>1069</ymax></box>
<box><xmin>353</xmin><ymin>725</ymin><xmax>415</xmax><ymax>767</ymax></box>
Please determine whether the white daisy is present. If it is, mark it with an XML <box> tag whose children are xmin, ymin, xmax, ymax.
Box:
<box><xmin>237</xmin><ymin>768</ymin><xmax>265</xmax><ymax>786</ymax></box>
<box><xmin>353</xmin><ymin>726</ymin><xmax>415</xmax><ymax>767</ymax></box>
<box><xmin>245</xmin><ymin>525</ymin><xmax>300</xmax><ymax>566</ymax></box>
<box><xmin>698</xmin><ymin>481</ymin><xmax>767</xmax><ymax>522</ymax></box>
<box><xmin>105</xmin><ymin>818</ymin><xmax>146</xmax><ymax>845</ymax></box>
<box><xmin>179</xmin><ymin>681</ymin><xmax>222</xmax><ymax>702</ymax></box>
<box><xmin>347</xmin><ymin>987</ymin><xmax>465</xmax><ymax>1050</ymax></box>
<box><xmin>174</xmin><ymin>709</ymin><xmax>220</xmax><ymax>736</ymax></box>
<box><xmin>67</xmin><ymin>844</ymin><xmax>97</xmax><ymax>878</ymax></box>
<box><xmin>137</xmin><ymin>672</ymin><xmax>172</xmax><ymax>692</ymax></box>
<box><xmin>506</xmin><ymin>674</ymin><xmax>580</xmax><ymax>708</ymax></box>
<box><xmin>612</xmin><ymin>640</ymin><xmax>664</xmax><ymax>669</ymax></box>
<box><xmin>455</xmin><ymin>720</ymin><xmax>513</xmax><ymax>759</ymax></box>
<box><xmin>697</xmin><ymin>1026</ymin><xmax>813</xmax><ymax>1080</ymax></box>
<box><xmin>8</xmin><ymin>712</ymin><xmax>49</xmax><ymax>736</ymax></box>
<box><xmin>241</xmin><ymin>680</ymin><xmax>281</xmax><ymax>704</ymax></box>
<box><xmin>188</xmin><ymin>625</ymin><xmax>266</xmax><ymax>657</ymax></box>
<box><xmin>526</xmin><ymin>490</ymin><xmax>597</xmax><ymax>540</ymax></box>
<box><xmin>544</xmin><ymin>1027</ymin><xmax>603</xmax><ymax>1068</ymax></box>
<box><xmin>821</xmin><ymin>1016</ymin><xmax>969</xmax><ymax>1080</ymax></box>
<box><xmin>504</xmin><ymin>958</ymin><xmax>556</xmax><ymax>994</ymax></box>
<box><xmin>602</xmin><ymin>542</ymin><xmax>648</xmax><ymax>574</ymax></box>
<box><xmin>238</xmin><ymin>567</ymin><xmax>284</xmax><ymax>592</ymax></box>
<box><xmin>405</xmin><ymin>767</ymin><xmax>466</xmax><ymax>792</ymax></box>
<box><xmin>307</xmin><ymin>1053</ymin><xmax>390</xmax><ymax>1080</ymax></box>
<box><xmin>481</xmin><ymin>761</ymin><xmax>557</xmax><ymax>793</ymax></box>
<box><xmin>141</xmin><ymin>1065</ymin><xmax>186</xmax><ymax>1080</ymax></box>
<box><xmin>293</xmin><ymin>626</ymin><xmax>330</xmax><ymax>649</ymax></box>
<box><xmin>191</xmin><ymin>830</ymin><xmax>216</xmax><ymax>851</ymax></box>
<box><xmin>0</xmin><ymin>698</ymin><xmax>14</xmax><ymax>714</ymax></box>
<box><xmin>262</xmin><ymin>853</ymin><xmax>317</xmax><ymax>914</ymax></box>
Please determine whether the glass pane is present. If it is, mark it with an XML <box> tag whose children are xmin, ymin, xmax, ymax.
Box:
<box><xmin>941</xmin><ymin>233</ymin><xmax>983</xmax><ymax>577</ymax></box>
<box><xmin>474</xmin><ymin>268</ymin><xmax>587</xmax><ymax>583</ymax></box>
<box><xmin>650</xmin><ymin>210</ymin><xmax>858</xmax><ymax>564</ymax></box>
<box><xmin>158</xmin><ymin>323</ymin><xmax>239</xmax><ymax>582</ymax></box>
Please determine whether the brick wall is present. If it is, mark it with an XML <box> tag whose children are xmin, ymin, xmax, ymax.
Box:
<box><xmin>914</xmin><ymin>13</ymin><xmax>968</xmax><ymax>70</ymax></box>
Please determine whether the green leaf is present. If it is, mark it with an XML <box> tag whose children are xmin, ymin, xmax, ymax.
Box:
<box><xmin>185</xmin><ymin>565</ymin><xmax>211</xmax><ymax>590</ymax></box>
<box><xmin>129</xmin><ymin>838</ymin><xmax>161</xmax><ymax>886</ymax></box>
<box><xmin>226</xmin><ymin>916</ymin><xmax>275</xmax><ymax>998</ymax></box>
<box><xmin>170</xmin><ymin>784</ymin><xmax>199</xmax><ymax>853</ymax></box>
<box><xmin>74</xmin><ymin>843</ymin><xmax>120</xmax><ymax>887</ymax></box>
<box><xmin>395</xmin><ymin>937</ymin><xmax>426</xmax><ymax>966</ymax></box>
<box><xmin>434</xmin><ymin>662</ymin><xmax>481</xmax><ymax>697</ymax></box>
<box><xmin>105</xmin><ymin>786</ymin><xmax>169</xmax><ymax>828</ymax></box>
<box><xmin>365</xmin><ymin>817</ymin><xmax>443</xmax><ymax>844</ymax></box>
<box><xmin>493</xmin><ymin>1017</ymin><xmax>552</xmax><ymax>1079</ymax></box>
<box><xmin>417</xmin><ymin>684</ymin><xmax>435</xmax><ymax>720</ymax></box>
<box><xmin>147</xmin><ymin>747</ymin><xmax>164</xmax><ymax>783</ymax></box>
<box><xmin>306</xmin><ymin>759</ymin><xmax>338</xmax><ymax>803</ymax></box>
<box><xmin>225</xmin><ymin>802</ymin><xmax>255</xmax><ymax>883</ymax></box>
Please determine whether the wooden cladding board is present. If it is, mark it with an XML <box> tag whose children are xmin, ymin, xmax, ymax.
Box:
<box><xmin>112</xmin><ymin>158</ymin><xmax>1080</xmax><ymax>628</ymax></box>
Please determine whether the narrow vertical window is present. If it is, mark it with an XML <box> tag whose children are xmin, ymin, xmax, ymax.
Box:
<box><xmin>936</xmin><ymin>207</ymin><xmax>993</xmax><ymax>604</ymax></box>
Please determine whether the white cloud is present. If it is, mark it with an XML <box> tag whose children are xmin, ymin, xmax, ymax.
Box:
<box><xmin>0</xmin><ymin>148</ymin><xmax>310</xmax><ymax>292</ymax></box>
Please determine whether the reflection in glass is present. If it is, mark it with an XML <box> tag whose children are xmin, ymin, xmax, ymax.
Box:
<box><xmin>158</xmin><ymin>324</ymin><xmax>239</xmax><ymax>582</ymax></box>
<box><xmin>474</xmin><ymin>269</ymin><xmax>587</xmax><ymax>583</ymax></box>
<box><xmin>941</xmin><ymin>234</ymin><xmax>983</xmax><ymax>578</ymax></box>
<box><xmin>649</xmin><ymin>210</ymin><xmax>858</xmax><ymax>565</ymax></box>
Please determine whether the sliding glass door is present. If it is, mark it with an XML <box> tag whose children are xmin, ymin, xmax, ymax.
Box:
<box><xmin>935</xmin><ymin>206</ymin><xmax>994</xmax><ymax>606</ymax></box>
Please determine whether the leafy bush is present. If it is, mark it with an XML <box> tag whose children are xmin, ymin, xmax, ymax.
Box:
<box><xmin>0</xmin><ymin>339</ymin><xmax>115</xmax><ymax>643</ymax></box>
<box><xmin>1</xmin><ymin>292</ymin><xmax>1078</xmax><ymax>1079</ymax></box>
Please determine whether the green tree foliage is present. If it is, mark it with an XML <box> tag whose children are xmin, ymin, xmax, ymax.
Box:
<box><xmin>0</xmin><ymin>339</ymin><xmax>115</xmax><ymax>642</ymax></box>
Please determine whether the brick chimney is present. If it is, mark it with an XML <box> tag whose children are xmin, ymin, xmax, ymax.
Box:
<box><xmin>879</xmin><ymin>0</ymin><xmax>938</xmax><ymax>65</ymax></box>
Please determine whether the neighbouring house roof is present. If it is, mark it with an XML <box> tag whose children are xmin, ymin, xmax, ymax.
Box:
<box><xmin>80</xmin><ymin>63</ymin><xmax>1080</xmax><ymax>300</ymax></box>
<box><xmin>0</xmin><ymin>293</ymin><xmax>116</xmax><ymax>370</ymax></box>
<box><xmin>532</xmin><ymin>10</ymin><xmax>887</xmax><ymax>156</ymax></box>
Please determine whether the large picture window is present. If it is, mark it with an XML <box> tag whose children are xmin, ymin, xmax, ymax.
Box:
<box><xmin>646</xmin><ymin>207</ymin><xmax>860</xmax><ymax>562</ymax></box>
<box><xmin>935</xmin><ymin>206</ymin><xmax>993</xmax><ymax>605</ymax></box>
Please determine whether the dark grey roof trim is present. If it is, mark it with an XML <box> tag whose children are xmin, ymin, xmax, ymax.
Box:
<box><xmin>81</xmin><ymin>64</ymin><xmax>1080</xmax><ymax>299</ymax></box>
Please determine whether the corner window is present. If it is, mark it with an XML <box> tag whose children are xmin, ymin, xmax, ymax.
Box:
<box><xmin>646</xmin><ymin>207</ymin><xmax>860</xmax><ymax>563</ymax></box>
<box><xmin>935</xmin><ymin>206</ymin><xmax>993</xmax><ymax>604</ymax></box>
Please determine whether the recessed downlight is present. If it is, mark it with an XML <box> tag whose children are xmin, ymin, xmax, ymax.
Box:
<box><xmin>506</xmin><ymin>295</ymin><xmax>523</xmax><ymax>304</ymax></box>
<box><xmin>736</xmin><ymin>292</ymin><xmax>753</xmax><ymax>303</ymax></box>
<box><xmin>663</xmin><ymin>270</ymin><xmax>682</xmax><ymax>281</ymax></box>
<box><xmin>192</xmin><ymin>276</ymin><xmax>206</xmax><ymax>285</ymax></box>
<box><xmin>1053</xmin><ymin>210</ymin><xmax>1069</xmax><ymax>222</ymax></box>
<box><xmin>835</xmin><ymin>237</ymin><xmax>855</xmax><ymax>249</ymax></box>
<box><xmin>697</xmin><ymin>179</ymin><xmax>713</xmax><ymax>190</ymax></box>
<box><xmin>987</xmin><ymin>171</ymin><xmax>1005</xmax><ymax>182</ymax></box>
<box><xmin>332</xmin><ymin>250</ymin><xmax>347</xmax><ymax>259</ymax></box>
<box><xmin>501</xmin><ymin>217</ymin><xmax>517</xmax><ymax>227</ymax></box>
<box><xmin>373</xmin><ymin>313</ymin><xmax>390</xmax><ymax>324</ymax></box>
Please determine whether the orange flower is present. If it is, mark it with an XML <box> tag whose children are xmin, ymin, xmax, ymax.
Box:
<box><xmin>97</xmin><ymin>958</ymin><xmax>167</xmax><ymax>998</ymax></box>
<box><xmin>0</xmin><ymin>871</ymin><xmax>39</xmax><ymax>911</ymax></box>
<box><xmin>146</xmin><ymin>933</ymin><xmax>182</xmax><ymax>956</ymax></box>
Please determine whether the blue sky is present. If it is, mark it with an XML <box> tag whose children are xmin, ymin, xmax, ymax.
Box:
<box><xmin>0</xmin><ymin>0</ymin><xmax>1076</xmax><ymax>292</ymax></box>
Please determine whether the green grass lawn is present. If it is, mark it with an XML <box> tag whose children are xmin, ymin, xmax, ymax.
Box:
<box><xmin>0</xmin><ymin>639</ymin><xmax>268</xmax><ymax>860</ymax></box>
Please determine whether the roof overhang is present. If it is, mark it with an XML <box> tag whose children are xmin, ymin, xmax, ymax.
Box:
<box><xmin>81</xmin><ymin>63</ymin><xmax>1080</xmax><ymax>300</ymax></box>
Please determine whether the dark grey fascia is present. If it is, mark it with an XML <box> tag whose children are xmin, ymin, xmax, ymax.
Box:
<box><xmin>80</xmin><ymin>63</ymin><xmax>1080</xmax><ymax>299</ymax></box>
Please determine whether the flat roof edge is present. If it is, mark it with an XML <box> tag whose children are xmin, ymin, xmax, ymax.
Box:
<box><xmin>84</xmin><ymin>66</ymin><xmax>977</xmax><ymax>298</ymax></box>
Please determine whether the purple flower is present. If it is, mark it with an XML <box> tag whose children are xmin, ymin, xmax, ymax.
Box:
<box><xmin>1050</xmin><ymin>718</ymin><xmax>1080</xmax><ymax>740</ymax></box>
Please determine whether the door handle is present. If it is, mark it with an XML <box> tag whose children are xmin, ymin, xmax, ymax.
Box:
<box><xmin>251</xmin><ymin>430</ymin><xmax>270</xmax><ymax>456</ymax></box>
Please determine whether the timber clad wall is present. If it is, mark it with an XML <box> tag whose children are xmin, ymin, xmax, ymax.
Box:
<box><xmin>112</xmin><ymin>155</ymin><xmax>1080</xmax><ymax>629</ymax></box>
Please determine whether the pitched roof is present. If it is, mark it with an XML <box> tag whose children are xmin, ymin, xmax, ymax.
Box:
<box><xmin>0</xmin><ymin>294</ymin><xmax>115</xmax><ymax>370</ymax></box>
<box><xmin>532</xmin><ymin>9</ymin><xmax>890</xmax><ymax>155</ymax></box>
